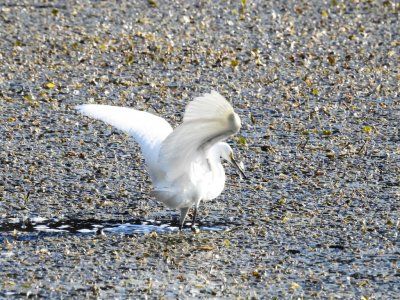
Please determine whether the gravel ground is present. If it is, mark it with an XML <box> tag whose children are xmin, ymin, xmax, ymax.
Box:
<box><xmin>1</xmin><ymin>0</ymin><xmax>399</xmax><ymax>298</ymax></box>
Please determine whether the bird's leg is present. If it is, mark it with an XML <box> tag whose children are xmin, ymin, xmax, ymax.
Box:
<box><xmin>191</xmin><ymin>207</ymin><xmax>198</xmax><ymax>229</ymax></box>
<box><xmin>179</xmin><ymin>207</ymin><xmax>190</xmax><ymax>231</ymax></box>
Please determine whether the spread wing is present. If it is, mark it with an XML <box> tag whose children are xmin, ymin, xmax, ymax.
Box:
<box><xmin>76</xmin><ymin>104</ymin><xmax>173</xmax><ymax>181</ymax></box>
<box><xmin>158</xmin><ymin>91</ymin><xmax>241</xmax><ymax>181</ymax></box>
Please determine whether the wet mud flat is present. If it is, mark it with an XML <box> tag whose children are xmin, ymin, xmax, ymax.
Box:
<box><xmin>0</xmin><ymin>0</ymin><xmax>399</xmax><ymax>298</ymax></box>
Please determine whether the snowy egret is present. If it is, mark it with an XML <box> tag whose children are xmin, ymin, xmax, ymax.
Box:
<box><xmin>76</xmin><ymin>91</ymin><xmax>245</xmax><ymax>230</ymax></box>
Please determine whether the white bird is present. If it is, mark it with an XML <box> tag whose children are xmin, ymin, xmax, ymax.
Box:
<box><xmin>76</xmin><ymin>91</ymin><xmax>245</xmax><ymax>230</ymax></box>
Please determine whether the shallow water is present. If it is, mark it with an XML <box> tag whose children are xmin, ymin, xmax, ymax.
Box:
<box><xmin>0</xmin><ymin>216</ymin><xmax>228</xmax><ymax>241</ymax></box>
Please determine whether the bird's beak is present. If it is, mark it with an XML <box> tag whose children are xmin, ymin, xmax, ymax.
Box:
<box><xmin>230</xmin><ymin>153</ymin><xmax>246</xmax><ymax>179</ymax></box>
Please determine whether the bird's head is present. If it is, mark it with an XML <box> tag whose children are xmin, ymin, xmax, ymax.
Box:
<box><xmin>218</xmin><ymin>143</ymin><xmax>246</xmax><ymax>179</ymax></box>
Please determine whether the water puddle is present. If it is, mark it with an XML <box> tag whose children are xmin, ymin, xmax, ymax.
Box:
<box><xmin>0</xmin><ymin>216</ymin><xmax>228</xmax><ymax>241</ymax></box>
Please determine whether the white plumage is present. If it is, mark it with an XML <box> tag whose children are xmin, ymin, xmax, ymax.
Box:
<box><xmin>76</xmin><ymin>91</ymin><xmax>244</xmax><ymax>229</ymax></box>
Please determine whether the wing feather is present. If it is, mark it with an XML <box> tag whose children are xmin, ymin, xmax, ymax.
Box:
<box><xmin>76</xmin><ymin>104</ymin><xmax>173</xmax><ymax>180</ymax></box>
<box><xmin>159</xmin><ymin>91</ymin><xmax>241</xmax><ymax>181</ymax></box>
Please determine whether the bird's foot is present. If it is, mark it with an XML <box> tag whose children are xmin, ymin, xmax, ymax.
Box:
<box><xmin>191</xmin><ymin>225</ymin><xmax>200</xmax><ymax>233</ymax></box>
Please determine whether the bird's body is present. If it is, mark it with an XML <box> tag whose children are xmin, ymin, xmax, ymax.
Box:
<box><xmin>76</xmin><ymin>91</ymin><xmax>244</xmax><ymax>229</ymax></box>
